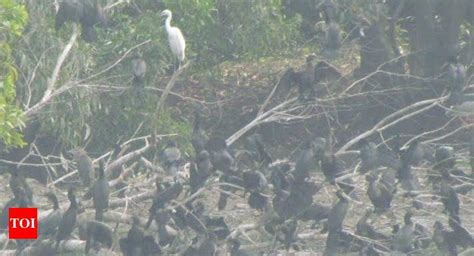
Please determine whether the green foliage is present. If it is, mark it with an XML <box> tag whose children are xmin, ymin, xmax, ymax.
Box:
<box><xmin>11</xmin><ymin>0</ymin><xmax>303</xmax><ymax>151</ymax></box>
<box><xmin>0</xmin><ymin>0</ymin><xmax>27</xmax><ymax>147</ymax></box>
<box><xmin>163</xmin><ymin>0</ymin><xmax>302</xmax><ymax>65</ymax></box>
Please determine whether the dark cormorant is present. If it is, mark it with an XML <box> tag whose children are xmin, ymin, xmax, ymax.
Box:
<box><xmin>248</xmin><ymin>133</ymin><xmax>272</xmax><ymax>168</ymax></box>
<box><xmin>392</xmin><ymin>212</ymin><xmax>414</xmax><ymax>253</ymax></box>
<box><xmin>399</xmin><ymin>139</ymin><xmax>434</xmax><ymax>167</ymax></box>
<box><xmin>322</xmin><ymin>1</ymin><xmax>341</xmax><ymax>55</ymax></box>
<box><xmin>83</xmin><ymin>160</ymin><xmax>109</xmax><ymax>221</ymax></box>
<box><xmin>434</xmin><ymin>146</ymin><xmax>455</xmax><ymax>171</ymax></box>
<box><xmin>272</xmin><ymin>189</ymin><xmax>290</xmax><ymax>220</ymax></box>
<box><xmin>293</xmin><ymin>141</ymin><xmax>314</xmax><ymax>182</ymax></box>
<box><xmin>439</xmin><ymin>169</ymin><xmax>460</xmax><ymax>216</ymax></box>
<box><xmin>269</xmin><ymin>162</ymin><xmax>290</xmax><ymax>192</ymax></box>
<box><xmin>119</xmin><ymin>216</ymin><xmax>144</xmax><ymax>256</ymax></box>
<box><xmin>248</xmin><ymin>191</ymin><xmax>268</xmax><ymax>211</ymax></box>
<box><xmin>55</xmin><ymin>0</ymin><xmax>107</xmax><ymax>42</ymax></box>
<box><xmin>156</xmin><ymin>209</ymin><xmax>177</xmax><ymax>247</ymax></box>
<box><xmin>9</xmin><ymin>169</ymin><xmax>33</xmax><ymax>206</ymax></box>
<box><xmin>356</xmin><ymin>209</ymin><xmax>389</xmax><ymax>241</ymax></box>
<box><xmin>205</xmin><ymin>216</ymin><xmax>230</xmax><ymax>240</ymax></box>
<box><xmin>145</xmin><ymin>179</ymin><xmax>183</xmax><ymax>229</ymax></box>
<box><xmin>242</xmin><ymin>169</ymin><xmax>267</xmax><ymax>194</ymax></box>
<box><xmin>79</xmin><ymin>1</ymin><xmax>108</xmax><ymax>42</ymax></box>
<box><xmin>82</xmin><ymin>220</ymin><xmax>113</xmax><ymax>253</ymax></box>
<box><xmin>433</xmin><ymin>221</ymin><xmax>458</xmax><ymax>256</ymax></box>
<box><xmin>55</xmin><ymin>188</ymin><xmax>78</xmax><ymax>251</ymax></box>
<box><xmin>295</xmin><ymin>54</ymin><xmax>317</xmax><ymax>101</ymax></box>
<box><xmin>366</xmin><ymin>172</ymin><xmax>395</xmax><ymax>213</ymax></box>
<box><xmin>298</xmin><ymin>202</ymin><xmax>331</xmax><ymax>228</ymax></box>
<box><xmin>184</xmin><ymin>201</ymin><xmax>206</xmax><ymax>234</ymax></box>
<box><xmin>320</xmin><ymin>153</ymin><xmax>355</xmax><ymax>196</ymax></box>
<box><xmin>327</xmin><ymin>190</ymin><xmax>349</xmax><ymax>233</ymax></box>
<box><xmin>55</xmin><ymin>0</ymin><xmax>84</xmax><ymax>31</ymax></box>
<box><xmin>190</xmin><ymin>150</ymin><xmax>212</xmax><ymax>194</ymax></box>
<box><xmin>279</xmin><ymin>219</ymin><xmax>298</xmax><ymax>251</ymax></box>
<box><xmin>0</xmin><ymin>187</ymin><xmax>28</xmax><ymax>230</ymax></box>
<box><xmin>38</xmin><ymin>192</ymin><xmax>62</xmax><ymax>238</ymax></box>
<box><xmin>448</xmin><ymin>214</ymin><xmax>473</xmax><ymax>248</ymax></box>
<box><xmin>207</xmin><ymin>137</ymin><xmax>235</xmax><ymax>174</ymax></box>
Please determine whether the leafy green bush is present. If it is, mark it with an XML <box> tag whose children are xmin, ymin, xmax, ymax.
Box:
<box><xmin>0</xmin><ymin>0</ymin><xmax>28</xmax><ymax>147</ymax></box>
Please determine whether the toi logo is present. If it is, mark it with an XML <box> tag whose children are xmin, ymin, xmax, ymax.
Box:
<box><xmin>8</xmin><ymin>208</ymin><xmax>38</xmax><ymax>240</ymax></box>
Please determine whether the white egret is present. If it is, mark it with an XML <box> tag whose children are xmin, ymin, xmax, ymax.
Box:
<box><xmin>161</xmin><ymin>9</ymin><xmax>186</xmax><ymax>69</ymax></box>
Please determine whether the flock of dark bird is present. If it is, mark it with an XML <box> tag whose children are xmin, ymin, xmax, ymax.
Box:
<box><xmin>0</xmin><ymin>1</ymin><xmax>474</xmax><ymax>256</ymax></box>
<box><xmin>1</xmin><ymin>105</ymin><xmax>474</xmax><ymax>255</ymax></box>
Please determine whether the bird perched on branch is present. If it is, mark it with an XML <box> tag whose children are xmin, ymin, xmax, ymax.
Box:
<box><xmin>38</xmin><ymin>192</ymin><xmax>62</xmax><ymax>238</ymax></box>
<box><xmin>247</xmin><ymin>133</ymin><xmax>272</xmax><ymax>168</ymax></box>
<box><xmin>393</xmin><ymin>212</ymin><xmax>415</xmax><ymax>253</ymax></box>
<box><xmin>55</xmin><ymin>0</ymin><xmax>107</xmax><ymax>42</ymax></box>
<box><xmin>132</xmin><ymin>55</ymin><xmax>147</xmax><ymax>87</ymax></box>
<box><xmin>448</xmin><ymin>214</ymin><xmax>474</xmax><ymax>249</ymax></box>
<box><xmin>56</xmin><ymin>188</ymin><xmax>78</xmax><ymax>251</ymax></box>
<box><xmin>327</xmin><ymin>190</ymin><xmax>349</xmax><ymax>233</ymax></box>
<box><xmin>9</xmin><ymin>169</ymin><xmax>33</xmax><ymax>206</ymax></box>
<box><xmin>293</xmin><ymin>141</ymin><xmax>315</xmax><ymax>182</ymax></box>
<box><xmin>434</xmin><ymin>146</ymin><xmax>455</xmax><ymax>171</ymax></box>
<box><xmin>55</xmin><ymin>0</ymin><xmax>84</xmax><ymax>31</ymax></box>
<box><xmin>356</xmin><ymin>209</ymin><xmax>389</xmax><ymax>241</ymax></box>
<box><xmin>276</xmin><ymin>56</ymin><xmax>341</xmax><ymax>101</ymax></box>
<box><xmin>161</xmin><ymin>9</ymin><xmax>186</xmax><ymax>69</ymax></box>
<box><xmin>433</xmin><ymin>221</ymin><xmax>458</xmax><ymax>256</ymax></box>
<box><xmin>145</xmin><ymin>178</ymin><xmax>183</xmax><ymax>229</ymax></box>
<box><xmin>120</xmin><ymin>216</ymin><xmax>157</xmax><ymax>256</ymax></box>
<box><xmin>399</xmin><ymin>138</ymin><xmax>434</xmax><ymax>167</ymax></box>
<box><xmin>445</xmin><ymin>56</ymin><xmax>466</xmax><ymax>106</ymax></box>
<box><xmin>80</xmin><ymin>0</ymin><xmax>107</xmax><ymax>42</ymax></box>
<box><xmin>0</xmin><ymin>187</ymin><xmax>29</xmax><ymax>230</ymax></box>
<box><xmin>296</xmin><ymin>54</ymin><xmax>318</xmax><ymax>101</ymax></box>
<box><xmin>366</xmin><ymin>172</ymin><xmax>395</xmax><ymax>213</ymax></box>
<box><xmin>69</xmin><ymin>147</ymin><xmax>93</xmax><ymax>187</ymax></box>
<box><xmin>322</xmin><ymin>0</ymin><xmax>342</xmax><ymax>56</ymax></box>
<box><xmin>120</xmin><ymin>217</ymin><xmax>142</xmax><ymax>255</ymax></box>
<box><xmin>84</xmin><ymin>160</ymin><xmax>109</xmax><ymax>221</ymax></box>
<box><xmin>81</xmin><ymin>220</ymin><xmax>113</xmax><ymax>254</ymax></box>
<box><xmin>189</xmin><ymin>151</ymin><xmax>212</xmax><ymax>194</ymax></box>
<box><xmin>207</xmin><ymin>137</ymin><xmax>236</xmax><ymax>175</ymax></box>
<box><xmin>438</xmin><ymin>169</ymin><xmax>460</xmax><ymax>216</ymax></box>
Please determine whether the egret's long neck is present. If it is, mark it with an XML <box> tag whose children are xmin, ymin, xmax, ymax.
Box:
<box><xmin>165</xmin><ymin>14</ymin><xmax>172</xmax><ymax>33</ymax></box>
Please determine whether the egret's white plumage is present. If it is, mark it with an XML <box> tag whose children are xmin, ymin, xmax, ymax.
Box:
<box><xmin>161</xmin><ymin>10</ymin><xmax>185</xmax><ymax>64</ymax></box>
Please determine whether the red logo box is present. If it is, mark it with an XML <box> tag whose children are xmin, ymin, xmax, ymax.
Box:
<box><xmin>8</xmin><ymin>208</ymin><xmax>37</xmax><ymax>239</ymax></box>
